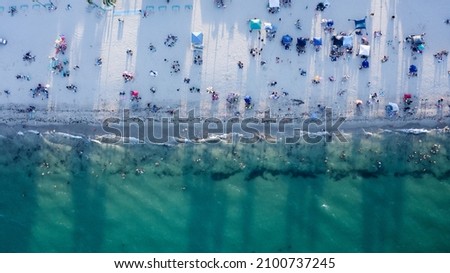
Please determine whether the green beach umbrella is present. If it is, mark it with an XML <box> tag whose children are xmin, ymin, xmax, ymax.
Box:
<box><xmin>249</xmin><ymin>18</ymin><xmax>262</xmax><ymax>30</ymax></box>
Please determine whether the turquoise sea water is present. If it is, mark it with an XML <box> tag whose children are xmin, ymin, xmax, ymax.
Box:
<box><xmin>0</xmin><ymin>129</ymin><xmax>450</xmax><ymax>252</ymax></box>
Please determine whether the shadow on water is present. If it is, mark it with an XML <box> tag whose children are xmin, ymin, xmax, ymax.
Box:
<box><xmin>0</xmin><ymin>135</ymin><xmax>40</xmax><ymax>252</ymax></box>
<box><xmin>69</xmin><ymin>141</ymin><xmax>106</xmax><ymax>252</ymax></box>
<box><xmin>284</xmin><ymin>143</ymin><xmax>325</xmax><ymax>252</ymax></box>
<box><xmin>359</xmin><ymin>132</ymin><xmax>405</xmax><ymax>252</ymax></box>
<box><xmin>184</xmin><ymin>145</ymin><xmax>228</xmax><ymax>252</ymax></box>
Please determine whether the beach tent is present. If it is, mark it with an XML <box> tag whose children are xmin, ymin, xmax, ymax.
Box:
<box><xmin>249</xmin><ymin>18</ymin><xmax>262</xmax><ymax>30</ymax></box>
<box><xmin>343</xmin><ymin>36</ymin><xmax>353</xmax><ymax>48</ymax></box>
<box><xmin>268</xmin><ymin>0</ymin><xmax>280</xmax><ymax>8</ymax></box>
<box><xmin>281</xmin><ymin>35</ymin><xmax>293</xmax><ymax>46</ymax></box>
<box><xmin>358</xmin><ymin>44</ymin><xmax>370</xmax><ymax>57</ymax></box>
<box><xmin>387</xmin><ymin>102</ymin><xmax>399</xmax><ymax>112</ymax></box>
<box><xmin>385</xmin><ymin>102</ymin><xmax>399</xmax><ymax>117</ymax></box>
<box><xmin>191</xmin><ymin>32</ymin><xmax>203</xmax><ymax>45</ymax></box>
<box><xmin>313</xmin><ymin>37</ymin><xmax>322</xmax><ymax>46</ymax></box>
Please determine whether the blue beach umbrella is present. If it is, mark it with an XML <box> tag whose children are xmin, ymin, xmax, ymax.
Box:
<box><xmin>281</xmin><ymin>34</ymin><xmax>293</xmax><ymax>46</ymax></box>
<box><xmin>409</xmin><ymin>65</ymin><xmax>418</xmax><ymax>73</ymax></box>
<box><xmin>191</xmin><ymin>32</ymin><xmax>203</xmax><ymax>45</ymax></box>
<box><xmin>361</xmin><ymin>59</ymin><xmax>369</xmax><ymax>68</ymax></box>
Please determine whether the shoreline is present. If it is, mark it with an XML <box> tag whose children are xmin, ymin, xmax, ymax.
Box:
<box><xmin>1</xmin><ymin>109</ymin><xmax>449</xmax><ymax>143</ymax></box>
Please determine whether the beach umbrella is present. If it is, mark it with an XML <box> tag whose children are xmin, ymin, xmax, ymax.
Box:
<box><xmin>417</xmin><ymin>44</ymin><xmax>425</xmax><ymax>51</ymax></box>
<box><xmin>281</xmin><ymin>34</ymin><xmax>293</xmax><ymax>46</ymax></box>
<box><xmin>191</xmin><ymin>32</ymin><xmax>203</xmax><ymax>45</ymax></box>
<box><xmin>244</xmin><ymin>95</ymin><xmax>252</xmax><ymax>104</ymax></box>
<box><xmin>249</xmin><ymin>18</ymin><xmax>262</xmax><ymax>30</ymax></box>
<box><xmin>131</xmin><ymin>90</ymin><xmax>139</xmax><ymax>97</ymax></box>
<box><xmin>361</xmin><ymin>59</ymin><xmax>369</xmax><ymax>68</ymax></box>
<box><xmin>409</xmin><ymin>65</ymin><xmax>418</xmax><ymax>73</ymax></box>
<box><xmin>355</xmin><ymin>99</ymin><xmax>363</xmax><ymax>105</ymax></box>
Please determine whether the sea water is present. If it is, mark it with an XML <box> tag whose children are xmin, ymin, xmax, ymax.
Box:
<box><xmin>0</xmin><ymin>129</ymin><xmax>449</xmax><ymax>253</ymax></box>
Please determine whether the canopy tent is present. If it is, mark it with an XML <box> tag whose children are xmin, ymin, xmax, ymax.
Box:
<box><xmin>297</xmin><ymin>37</ymin><xmax>308</xmax><ymax>47</ymax></box>
<box><xmin>249</xmin><ymin>18</ymin><xmax>262</xmax><ymax>30</ymax></box>
<box><xmin>264</xmin><ymin>22</ymin><xmax>277</xmax><ymax>31</ymax></box>
<box><xmin>358</xmin><ymin>44</ymin><xmax>370</xmax><ymax>57</ymax></box>
<box><xmin>343</xmin><ymin>36</ymin><xmax>353</xmax><ymax>48</ymax></box>
<box><xmin>348</xmin><ymin>17</ymin><xmax>367</xmax><ymax>34</ymax></box>
<box><xmin>332</xmin><ymin>35</ymin><xmax>344</xmax><ymax>47</ymax></box>
<box><xmin>191</xmin><ymin>32</ymin><xmax>203</xmax><ymax>45</ymax></box>
<box><xmin>268</xmin><ymin>0</ymin><xmax>280</xmax><ymax>8</ymax></box>
<box><xmin>313</xmin><ymin>37</ymin><xmax>322</xmax><ymax>46</ymax></box>
<box><xmin>281</xmin><ymin>34</ymin><xmax>293</xmax><ymax>46</ymax></box>
<box><xmin>354</xmin><ymin>18</ymin><xmax>366</xmax><ymax>29</ymax></box>
<box><xmin>411</xmin><ymin>35</ymin><xmax>424</xmax><ymax>45</ymax></box>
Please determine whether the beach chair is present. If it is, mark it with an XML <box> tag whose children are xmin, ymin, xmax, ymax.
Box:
<box><xmin>145</xmin><ymin>5</ymin><xmax>154</xmax><ymax>13</ymax></box>
<box><xmin>185</xmin><ymin>4</ymin><xmax>193</xmax><ymax>11</ymax></box>
<box><xmin>172</xmin><ymin>5</ymin><xmax>180</xmax><ymax>11</ymax></box>
<box><xmin>158</xmin><ymin>5</ymin><xmax>167</xmax><ymax>12</ymax></box>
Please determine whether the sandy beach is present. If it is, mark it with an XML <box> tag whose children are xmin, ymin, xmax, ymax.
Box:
<box><xmin>0</xmin><ymin>0</ymin><xmax>450</xmax><ymax>129</ymax></box>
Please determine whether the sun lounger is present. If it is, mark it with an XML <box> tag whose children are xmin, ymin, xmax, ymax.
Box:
<box><xmin>185</xmin><ymin>4</ymin><xmax>193</xmax><ymax>10</ymax></box>
<box><xmin>172</xmin><ymin>5</ymin><xmax>180</xmax><ymax>11</ymax></box>
<box><xmin>158</xmin><ymin>5</ymin><xmax>167</xmax><ymax>11</ymax></box>
<box><xmin>32</xmin><ymin>4</ymin><xmax>40</xmax><ymax>10</ymax></box>
<box><xmin>20</xmin><ymin>4</ymin><xmax>29</xmax><ymax>11</ymax></box>
<box><xmin>0</xmin><ymin>6</ymin><xmax>4</xmax><ymax>13</ymax></box>
<box><xmin>145</xmin><ymin>5</ymin><xmax>154</xmax><ymax>13</ymax></box>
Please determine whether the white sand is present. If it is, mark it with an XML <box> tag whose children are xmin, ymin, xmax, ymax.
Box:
<box><xmin>0</xmin><ymin>0</ymin><xmax>449</xmax><ymax>125</ymax></box>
